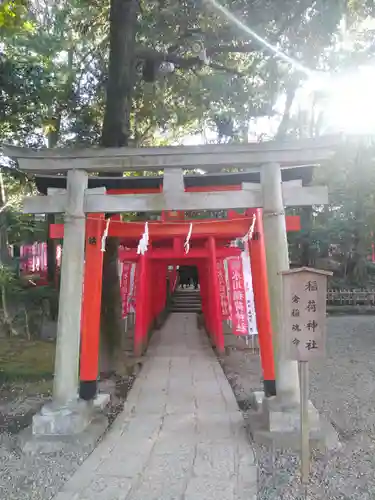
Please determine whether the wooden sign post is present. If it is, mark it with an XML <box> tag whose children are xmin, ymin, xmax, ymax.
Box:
<box><xmin>281</xmin><ymin>267</ymin><xmax>332</xmax><ymax>485</ymax></box>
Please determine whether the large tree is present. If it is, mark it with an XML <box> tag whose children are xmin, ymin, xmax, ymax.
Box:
<box><xmin>99</xmin><ymin>0</ymin><xmax>139</xmax><ymax>371</ymax></box>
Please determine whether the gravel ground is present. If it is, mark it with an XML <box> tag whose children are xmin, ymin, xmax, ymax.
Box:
<box><xmin>0</xmin><ymin>374</ymin><xmax>135</xmax><ymax>500</ymax></box>
<box><xmin>2</xmin><ymin>316</ymin><xmax>375</xmax><ymax>499</ymax></box>
<box><xmin>220</xmin><ymin>316</ymin><xmax>375</xmax><ymax>499</ymax></box>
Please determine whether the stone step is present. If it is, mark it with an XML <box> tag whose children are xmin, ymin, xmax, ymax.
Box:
<box><xmin>173</xmin><ymin>292</ymin><xmax>201</xmax><ymax>296</ymax></box>
<box><xmin>171</xmin><ymin>302</ymin><xmax>201</xmax><ymax>307</ymax></box>
<box><xmin>172</xmin><ymin>297</ymin><xmax>201</xmax><ymax>300</ymax></box>
<box><xmin>172</xmin><ymin>298</ymin><xmax>201</xmax><ymax>303</ymax></box>
<box><xmin>173</xmin><ymin>292</ymin><xmax>200</xmax><ymax>296</ymax></box>
<box><xmin>172</xmin><ymin>305</ymin><xmax>201</xmax><ymax>309</ymax></box>
<box><xmin>173</xmin><ymin>300</ymin><xmax>201</xmax><ymax>304</ymax></box>
<box><xmin>172</xmin><ymin>302</ymin><xmax>201</xmax><ymax>307</ymax></box>
<box><xmin>170</xmin><ymin>309</ymin><xmax>201</xmax><ymax>313</ymax></box>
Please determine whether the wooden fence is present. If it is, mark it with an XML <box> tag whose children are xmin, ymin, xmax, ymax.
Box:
<box><xmin>327</xmin><ymin>289</ymin><xmax>375</xmax><ymax>306</ymax></box>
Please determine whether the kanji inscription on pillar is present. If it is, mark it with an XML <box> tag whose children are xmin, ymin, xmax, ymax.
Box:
<box><xmin>281</xmin><ymin>267</ymin><xmax>332</xmax><ymax>361</ymax></box>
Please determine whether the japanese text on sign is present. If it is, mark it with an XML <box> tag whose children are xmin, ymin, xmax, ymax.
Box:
<box><xmin>119</xmin><ymin>262</ymin><xmax>137</xmax><ymax>317</ymax></box>
<box><xmin>227</xmin><ymin>258</ymin><xmax>248</xmax><ymax>336</ymax></box>
<box><xmin>217</xmin><ymin>259</ymin><xmax>230</xmax><ymax>319</ymax></box>
<box><xmin>241</xmin><ymin>240</ymin><xmax>258</xmax><ymax>336</ymax></box>
<box><xmin>282</xmin><ymin>270</ymin><xmax>329</xmax><ymax>361</ymax></box>
<box><xmin>120</xmin><ymin>262</ymin><xmax>131</xmax><ymax>318</ymax></box>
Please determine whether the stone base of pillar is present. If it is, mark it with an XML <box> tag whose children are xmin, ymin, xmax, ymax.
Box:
<box><xmin>19</xmin><ymin>415</ymin><xmax>108</xmax><ymax>455</ymax></box>
<box><xmin>18</xmin><ymin>395</ymin><xmax>111</xmax><ymax>455</ymax></box>
<box><xmin>247</xmin><ymin>393</ymin><xmax>340</xmax><ymax>452</ymax></box>
<box><xmin>249</xmin><ymin>390</ymin><xmax>265</xmax><ymax>411</ymax></box>
<box><xmin>32</xmin><ymin>400</ymin><xmax>93</xmax><ymax>436</ymax></box>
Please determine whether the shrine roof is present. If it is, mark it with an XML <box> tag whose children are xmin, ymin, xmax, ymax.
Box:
<box><xmin>34</xmin><ymin>166</ymin><xmax>314</xmax><ymax>194</ymax></box>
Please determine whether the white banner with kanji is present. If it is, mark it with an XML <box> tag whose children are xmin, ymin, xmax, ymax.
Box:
<box><xmin>241</xmin><ymin>241</ymin><xmax>258</xmax><ymax>336</ymax></box>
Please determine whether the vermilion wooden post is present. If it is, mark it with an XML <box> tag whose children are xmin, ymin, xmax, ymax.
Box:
<box><xmin>156</xmin><ymin>262</ymin><xmax>164</xmax><ymax>319</ymax></box>
<box><xmin>79</xmin><ymin>213</ymin><xmax>105</xmax><ymax>401</ymax></box>
<box><xmin>157</xmin><ymin>264</ymin><xmax>163</xmax><ymax>316</ymax></box>
<box><xmin>248</xmin><ymin>208</ymin><xmax>276</xmax><ymax>397</ymax></box>
<box><xmin>160</xmin><ymin>264</ymin><xmax>167</xmax><ymax>314</ymax></box>
<box><xmin>170</xmin><ymin>266</ymin><xmax>176</xmax><ymax>292</ymax></box>
<box><xmin>208</xmin><ymin>236</ymin><xmax>224</xmax><ymax>352</ymax></box>
<box><xmin>154</xmin><ymin>262</ymin><xmax>165</xmax><ymax>318</ymax></box>
<box><xmin>151</xmin><ymin>261</ymin><xmax>157</xmax><ymax>320</ymax></box>
<box><xmin>134</xmin><ymin>253</ymin><xmax>147</xmax><ymax>356</ymax></box>
<box><xmin>198</xmin><ymin>265</ymin><xmax>207</xmax><ymax>327</ymax></box>
<box><xmin>162</xmin><ymin>264</ymin><xmax>168</xmax><ymax>315</ymax></box>
<box><xmin>144</xmin><ymin>255</ymin><xmax>152</xmax><ymax>343</ymax></box>
<box><xmin>198</xmin><ymin>262</ymin><xmax>209</xmax><ymax>333</ymax></box>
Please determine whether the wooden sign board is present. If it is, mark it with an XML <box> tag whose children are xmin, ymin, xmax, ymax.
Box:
<box><xmin>281</xmin><ymin>267</ymin><xmax>332</xmax><ymax>361</ymax></box>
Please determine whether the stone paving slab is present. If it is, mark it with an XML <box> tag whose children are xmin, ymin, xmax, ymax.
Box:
<box><xmin>53</xmin><ymin>313</ymin><xmax>258</xmax><ymax>500</ymax></box>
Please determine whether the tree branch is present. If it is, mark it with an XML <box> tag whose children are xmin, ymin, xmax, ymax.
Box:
<box><xmin>135</xmin><ymin>41</ymin><xmax>259</xmax><ymax>64</ymax></box>
<box><xmin>208</xmin><ymin>61</ymin><xmax>245</xmax><ymax>75</ymax></box>
<box><xmin>206</xmin><ymin>42</ymin><xmax>258</xmax><ymax>55</ymax></box>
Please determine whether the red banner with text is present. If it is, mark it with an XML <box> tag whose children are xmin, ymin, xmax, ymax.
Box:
<box><xmin>227</xmin><ymin>257</ymin><xmax>249</xmax><ymax>336</ymax></box>
<box><xmin>120</xmin><ymin>262</ymin><xmax>132</xmax><ymax>318</ymax></box>
<box><xmin>216</xmin><ymin>259</ymin><xmax>230</xmax><ymax>319</ymax></box>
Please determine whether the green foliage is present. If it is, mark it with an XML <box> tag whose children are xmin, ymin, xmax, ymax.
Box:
<box><xmin>1</xmin><ymin>0</ymin><xmax>352</xmax><ymax>148</ymax></box>
<box><xmin>0</xmin><ymin>0</ymin><xmax>33</xmax><ymax>33</ymax></box>
<box><xmin>0</xmin><ymin>0</ymin><xmax>374</xmax><ymax>313</ymax></box>
<box><xmin>288</xmin><ymin>140</ymin><xmax>375</xmax><ymax>286</ymax></box>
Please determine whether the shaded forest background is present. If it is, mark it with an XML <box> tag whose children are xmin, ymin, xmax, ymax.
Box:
<box><xmin>1</xmin><ymin>0</ymin><xmax>375</xmax><ymax>343</ymax></box>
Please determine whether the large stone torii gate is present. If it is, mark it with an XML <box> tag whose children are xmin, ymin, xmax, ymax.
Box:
<box><xmin>3</xmin><ymin>137</ymin><xmax>337</xmax><ymax>437</ymax></box>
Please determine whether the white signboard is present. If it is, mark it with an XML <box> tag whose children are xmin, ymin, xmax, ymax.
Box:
<box><xmin>282</xmin><ymin>268</ymin><xmax>331</xmax><ymax>361</ymax></box>
<box><xmin>241</xmin><ymin>241</ymin><xmax>258</xmax><ymax>336</ymax></box>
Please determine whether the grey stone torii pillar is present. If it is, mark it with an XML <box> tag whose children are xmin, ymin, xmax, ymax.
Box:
<box><xmin>261</xmin><ymin>163</ymin><xmax>300</xmax><ymax>405</ymax></box>
<box><xmin>32</xmin><ymin>170</ymin><xmax>92</xmax><ymax>436</ymax></box>
<box><xmin>53</xmin><ymin>170</ymin><xmax>88</xmax><ymax>406</ymax></box>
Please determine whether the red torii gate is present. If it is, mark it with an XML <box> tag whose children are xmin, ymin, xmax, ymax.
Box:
<box><xmin>4</xmin><ymin>138</ymin><xmax>336</xmax><ymax>437</ymax></box>
<box><xmin>49</xmin><ymin>184</ymin><xmax>300</xmax><ymax>401</ymax></box>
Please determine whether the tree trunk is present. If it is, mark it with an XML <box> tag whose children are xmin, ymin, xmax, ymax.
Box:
<box><xmin>0</xmin><ymin>172</ymin><xmax>18</xmax><ymax>336</ymax></box>
<box><xmin>100</xmin><ymin>0</ymin><xmax>139</xmax><ymax>372</ymax></box>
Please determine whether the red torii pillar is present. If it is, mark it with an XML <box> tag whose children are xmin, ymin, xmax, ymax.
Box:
<box><xmin>248</xmin><ymin>208</ymin><xmax>276</xmax><ymax>397</ymax></box>
<box><xmin>79</xmin><ymin>213</ymin><xmax>105</xmax><ymax>401</ymax></box>
<box><xmin>208</xmin><ymin>236</ymin><xmax>225</xmax><ymax>352</ymax></box>
<box><xmin>197</xmin><ymin>262</ymin><xmax>210</xmax><ymax>331</ymax></box>
<box><xmin>134</xmin><ymin>252</ymin><xmax>150</xmax><ymax>356</ymax></box>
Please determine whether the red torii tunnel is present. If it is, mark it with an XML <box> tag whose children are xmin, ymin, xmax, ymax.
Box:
<box><xmin>49</xmin><ymin>198</ymin><xmax>300</xmax><ymax>402</ymax></box>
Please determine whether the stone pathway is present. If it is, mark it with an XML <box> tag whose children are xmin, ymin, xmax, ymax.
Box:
<box><xmin>53</xmin><ymin>313</ymin><xmax>257</xmax><ymax>500</ymax></box>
